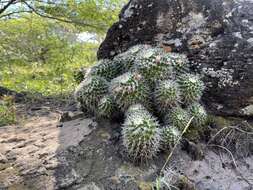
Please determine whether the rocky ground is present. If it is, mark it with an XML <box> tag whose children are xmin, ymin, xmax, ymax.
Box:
<box><xmin>0</xmin><ymin>99</ymin><xmax>253</xmax><ymax>190</ymax></box>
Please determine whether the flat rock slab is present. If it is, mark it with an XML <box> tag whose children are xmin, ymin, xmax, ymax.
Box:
<box><xmin>0</xmin><ymin>113</ymin><xmax>95</xmax><ymax>190</ymax></box>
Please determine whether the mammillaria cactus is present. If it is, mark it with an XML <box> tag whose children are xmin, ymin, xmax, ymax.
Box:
<box><xmin>178</xmin><ymin>74</ymin><xmax>204</xmax><ymax>104</ymax></box>
<box><xmin>74</xmin><ymin>76</ymin><xmax>108</xmax><ymax>113</ymax></box>
<box><xmin>134</xmin><ymin>47</ymin><xmax>173</xmax><ymax>83</ymax></box>
<box><xmin>97</xmin><ymin>95</ymin><xmax>116</xmax><ymax>118</ymax></box>
<box><xmin>162</xmin><ymin>126</ymin><xmax>181</xmax><ymax>148</ymax></box>
<box><xmin>188</xmin><ymin>103</ymin><xmax>207</xmax><ymax>127</ymax></box>
<box><xmin>166</xmin><ymin>107</ymin><xmax>191</xmax><ymax>131</ymax></box>
<box><xmin>122</xmin><ymin>108</ymin><xmax>161</xmax><ymax>161</ymax></box>
<box><xmin>89</xmin><ymin>59</ymin><xmax>120</xmax><ymax>81</ymax></box>
<box><xmin>74</xmin><ymin>44</ymin><xmax>208</xmax><ymax>162</ymax></box>
<box><xmin>109</xmin><ymin>72</ymin><xmax>151</xmax><ymax>111</ymax></box>
<box><xmin>155</xmin><ymin>80</ymin><xmax>181</xmax><ymax>112</ymax></box>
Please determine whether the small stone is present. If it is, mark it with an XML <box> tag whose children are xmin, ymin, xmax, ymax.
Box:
<box><xmin>60</xmin><ymin>111</ymin><xmax>74</xmax><ymax>122</ymax></box>
<box><xmin>110</xmin><ymin>176</ymin><xmax>120</xmax><ymax>184</ymax></box>
<box><xmin>56</xmin><ymin>123</ymin><xmax>63</xmax><ymax>128</ymax></box>
<box><xmin>240</xmin><ymin>105</ymin><xmax>253</xmax><ymax>116</ymax></box>
<box><xmin>0</xmin><ymin>153</ymin><xmax>8</xmax><ymax>164</ymax></box>
<box><xmin>138</xmin><ymin>181</ymin><xmax>153</xmax><ymax>190</ymax></box>
<box><xmin>100</xmin><ymin>132</ymin><xmax>111</xmax><ymax>141</ymax></box>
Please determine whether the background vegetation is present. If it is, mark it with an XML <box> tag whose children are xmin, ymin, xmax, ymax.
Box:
<box><xmin>0</xmin><ymin>0</ymin><xmax>125</xmax><ymax>96</ymax></box>
<box><xmin>0</xmin><ymin>0</ymin><xmax>126</xmax><ymax>126</ymax></box>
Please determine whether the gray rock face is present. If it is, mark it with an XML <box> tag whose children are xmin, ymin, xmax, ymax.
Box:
<box><xmin>98</xmin><ymin>0</ymin><xmax>253</xmax><ymax>117</ymax></box>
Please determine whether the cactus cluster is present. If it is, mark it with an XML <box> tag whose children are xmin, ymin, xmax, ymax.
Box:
<box><xmin>74</xmin><ymin>44</ymin><xmax>208</xmax><ymax>162</ymax></box>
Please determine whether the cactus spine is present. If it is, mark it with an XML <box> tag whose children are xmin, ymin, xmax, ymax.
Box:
<box><xmin>163</xmin><ymin>53</ymin><xmax>190</xmax><ymax>74</ymax></box>
<box><xmin>90</xmin><ymin>59</ymin><xmax>120</xmax><ymax>81</ymax></box>
<box><xmin>113</xmin><ymin>44</ymin><xmax>150</xmax><ymax>74</ymax></box>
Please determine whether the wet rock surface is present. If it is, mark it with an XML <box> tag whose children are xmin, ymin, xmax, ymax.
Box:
<box><xmin>98</xmin><ymin>0</ymin><xmax>253</xmax><ymax>117</ymax></box>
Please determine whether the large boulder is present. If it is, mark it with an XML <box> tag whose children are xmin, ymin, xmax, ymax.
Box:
<box><xmin>98</xmin><ymin>0</ymin><xmax>253</xmax><ymax>117</ymax></box>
